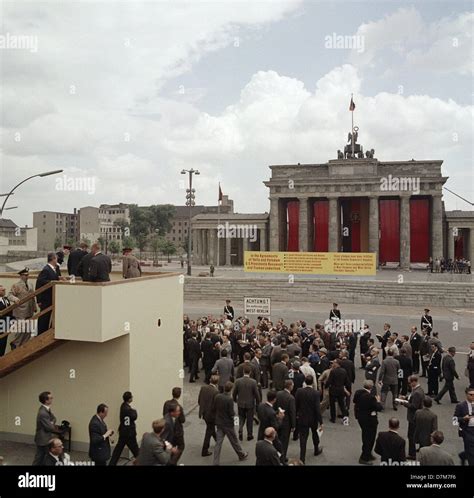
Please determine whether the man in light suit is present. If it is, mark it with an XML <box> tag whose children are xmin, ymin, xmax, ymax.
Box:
<box><xmin>211</xmin><ymin>349</ymin><xmax>234</xmax><ymax>392</ymax></box>
<box><xmin>88</xmin><ymin>403</ymin><xmax>113</xmax><ymax>465</ymax></box>
<box><xmin>198</xmin><ymin>375</ymin><xmax>219</xmax><ymax>456</ymax></box>
<box><xmin>233</xmin><ymin>365</ymin><xmax>260</xmax><ymax>441</ymax></box>
<box><xmin>255</xmin><ymin>427</ymin><xmax>282</xmax><ymax>466</ymax></box>
<box><xmin>88</xmin><ymin>243</ymin><xmax>112</xmax><ymax>282</ymax></box>
<box><xmin>33</xmin><ymin>391</ymin><xmax>64</xmax><ymax>465</ymax></box>
<box><xmin>137</xmin><ymin>419</ymin><xmax>177</xmax><ymax>465</ymax></box>
<box><xmin>419</xmin><ymin>431</ymin><xmax>454</xmax><ymax>465</ymax></box>
<box><xmin>378</xmin><ymin>350</ymin><xmax>400</xmax><ymax>411</ymax></box>
<box><xmin>414</xmin><ymin>397</ymin><xmax>438</xmax><ymax>448</ymax></box>
<box><xmin>35</xmin><ymin>253</ymin><xmax>63</xmax><ymax>334</ymax></box>
<box><xmin>122</xmin><ymin>248</ymin><xmax>141</xmax><ymax>279</ymax></box>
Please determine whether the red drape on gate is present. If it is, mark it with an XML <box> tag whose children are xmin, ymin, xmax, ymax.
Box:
<box><xmin>379</xmin><ymin>199</ymin><xmax>400</xmax><ymax>263</ymax></box>
<box><xmin>410</xmin><ymin>198</ymin><xmax>430</xmax><ymax>263</ymax></box>
<box><xmin>455</xmin><ymin>235</ymin><xmax>464</xmax><ymax>259</ymax></box>
<box><xmin>313</xmin><ymin>200</ymin><xmax>329</xmax><ymax>252</ymax></box>
<box><xmin>287</xmin><ymin>201</ymin><xmax>299</xmax><ymax>252</ymax></box>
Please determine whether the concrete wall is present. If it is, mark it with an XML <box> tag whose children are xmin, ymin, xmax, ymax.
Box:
<box><xmin>0</xmin><ymin>273</ymin><xmax>183</xmax><ymax>452</ymax></box>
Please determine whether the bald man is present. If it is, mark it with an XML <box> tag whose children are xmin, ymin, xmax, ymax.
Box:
<box><xmin>255</xmin><ymin>427</ymin><xmax>282</xmax><ymax>466</ymax></box>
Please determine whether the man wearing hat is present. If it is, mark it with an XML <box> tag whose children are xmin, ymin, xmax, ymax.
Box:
<box><xmin>421</xmin><ymin>308</ymin><xmax>433</xmax><ymax>336</ymax></box>
<box><xmin>7</xmin><ymin>268</ymin><xmax>37</xmax><ymax>349</ymax></box>
<box><xmin>329</xmin><ymin>303</ymin><xmax>341</xmax><ymax>322</ymax></box>
<box><xmin>122</xmin><ymin>247</ymin><xmax>141</xmax><ymax>279</ymax></box>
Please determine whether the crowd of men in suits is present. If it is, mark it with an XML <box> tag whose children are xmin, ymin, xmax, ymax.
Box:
<box><xmin>182</xmin><ymin>302</ymin><xmax>474</xmax><ymax>466</ymax></box>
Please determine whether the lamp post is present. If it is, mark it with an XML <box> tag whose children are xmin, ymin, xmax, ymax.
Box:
<box><xmin>181</xmin><ymin>168</ymin><xmax>200</xmax><ymax>276</ymax></box>
<box><xmin>0</xmin><ymin>170</ymin><xmax>63</xmax><ymax>218</ymax></box>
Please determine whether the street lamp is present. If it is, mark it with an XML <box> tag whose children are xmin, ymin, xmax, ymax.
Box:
<box><xmin>0</xmin><ymin>169</ymin><xmax>63</xmax><ymax>218</ymax></box>
<box><xmin>181</xmin><ymin>168</ymin><xmax>200</xmax><ymax>276</ymax></box>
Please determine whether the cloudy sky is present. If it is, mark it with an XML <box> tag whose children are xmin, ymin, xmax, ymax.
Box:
<box><xmin>0</xmin><ymin>0</ymin><xmax>472</xmax><ymax>226</ymax></box>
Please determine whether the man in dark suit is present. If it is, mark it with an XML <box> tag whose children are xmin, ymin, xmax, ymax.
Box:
<box><xmin>67</xmin><ymin>242</ymin><xmax>88</xmax><ymax>276</ymax></box>
<box><xmin>77</xmin><ymin>249</ymin><xmax>94</xmax><ymax>281</ymax></box>
<box><xmin>233</xmin><ymin>365</ymin><xmax>260</xmax><ymax>441</ymax></box>
<box><xmin>421</xmin><ymin>308</ymin><xmax>433</xmax><ymax>335</ymax></box>
<box><xmin>88</xmin><ymin>403</ymin><xmax>113</xmax><ymax>465</ymax></box>
<box><xmin>108</xmin><ymin>391</ymin><xmax>139</xmax><ymax>465</ymax></box>
<box><xmin>35</xmin><ymin>252</ymin><xmax>62</xmax><ymax>334</ymax></box>
<box><xmin>236</xmin><ymin>352</ymin><xmax>258</xmax><ymax>380</ymax></box>
<box><xmin>409</xmin><ymin>326</ymin><xmax>422</xmax><ymax>373</ymax></box>
<box><xmin>255</xmin><ymin>427</ymin><xmax>282</xmax><ymax>466</ymax></box>
<box><xmin>340</xmin><ymin>351</ymin><xmax>355</xmax><ymax>410</ymax></box>
<box><xmin>354</xmin><ymin>380</ymin><xmax>383</xmax><ymax>464</ymax></box>
<box><xmin>374</xmin><ymin>418</ymin><xmax>406</xmax><ymax>463</ymax></box>
<box><xmin>454</xmin><ymin>387</ymin><xmax>474</xmax><ymax>465</ymax></box>
<box><xmin>162</xmin><ymin>401</ymin><xmax>185</xmax><ymax>465</ymax></box>
<box><xmin>272</xmin><ymin>354</ymin><xmax>289</xmax><ymax>391</ymax></box>
<box><xmin>201</xmin><ymin>332</ymin><xmax>216</xmax><ymax>384</ymax></box>
<box><xmin>0</xmin><ymin>284</ymin><xmax>13</xmax><ymax>356</ymax></box>
<box><xmin>427</xmin><ymin>343</ymin><xmax>442</xmax><ymax>396</ymax></box>
<box><xmin>42</xmin><ymin>438</ymin><xmax>65</xmax><ymax>466</ymax></box>
<box><xmin>399</xmin><ymin>374</ymin><xmax>425</xmax><ymax>459</ymax></box>
<box><xmin>414</xmin><ymin>397</ymin><xmax>438</xmax><ymax>448</ymax></box>
<box><xmin>435</xmin><ymin>347</ymin><xmax>459</xmax><ymax>404</ymax></box>
<box><xmin>162</xmin><ymin>387</ymin><xmax>186</xmax><ymax>425</ymax></box>
<box><xmin>257</xmin><ymin>390</ymin><xmax>284</xmax><ymax>445</ymax></box>
<box><xmin>326</xmin><ymin>359</ymin><xmax>350</xmax><ymax>423</ymax></box>
<box><xmin>275</xmin><ymin>379</ymin><xmax>296</xmax><ymax>461</ymax></box>
<box><xmin>329</xmin><ymin>302</ymin><xmax>341</xmax><ymax>322</ymax></box>
<box><xmin>198</xmin><ymin>375</ymin><xmax>219</xmax><ymax>456</ymax></box>
<box><xmin>33</xmin><ymin>391</ymin><xmax>63</xmax><ymax>465</ymax></box>
<box><xmin>295</xmin><ymin>375</ymin><xmax>323</xmax><ymax>463</ymax></box>
<box><xmin>88</xmin><ymin>243</ymin><xmax>112</xmax><ymax>282</ymax></box>
<box><xmin>212</xmin><ymin>381</ymin><xmax>248</xmax><ymax>465</ymax></box>
<box><xmin>187</xmin><ymin>332</ymin><xmax>201</xmax><ymax>383</ymax></box>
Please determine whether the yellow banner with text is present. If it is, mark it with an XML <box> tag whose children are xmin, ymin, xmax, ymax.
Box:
<box><xmin>244</xmin><ymin>251</ymin><xmax>376</xmax><ymax>276</ymax></box>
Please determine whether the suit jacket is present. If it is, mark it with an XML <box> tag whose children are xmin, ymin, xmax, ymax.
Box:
<box><xmin>198</xmin><ymin>384</ymin><xmax>219</xmax><ymax>421</ymax></box>
<box><xmin>287</xmin><ymin>343</ymin><xmax>301</xmax><ymax>358</ymax></box>
<box><xmin>410</xmin><ymin>332</ymin><xmax>421</xmax><ymax>353</ymax></box>
<box><xmin>275</xmin><ymin>389</ymin><xmax>296</xmax><ymax>429</ymax></box>
<box><xmin>326</xmin><ymin>367</ymin><xmax>351</xmax><ymax>395</ymax></box>
<box><xmin>340</xmin><ymin>358</ymin><xmax>356</xmax><ymax>384</ymax></box>
<box><xmin>161</xmin><ymin>413</ymin><xmax>184</xmax><ymax>448</ymax></box>
<box><xmin>419</xmin><ymin>445</ymin><xmax>454</xmax><ymax>466</ymax></box>
<box><xmin>255</xmin><ymin>440</ymin><xmax>281</xmax><ymax>466</ymax></box>
<box><xmin>250</xmin><ymin>357</ymin><xmax>262</xmax><ymax>384</ymax></box>
<box><xmin>42</xmin><ymin>453</ymin><xmax>63</xmax><ymax>466</ymax></box>
<box><xmin>137</xmin><ymin>432</ymin><xmax>170</xmax><ymax>466</ymax></box>
<box><xmin>364</xmin><ymin>357</ymin><xmax>380</xmax><ymax>382</ymax></box>
<box><xmin>88</xmin><ymin>415</ymin><xmax>111</xmax><ymax>462</ymax></box>
<box><xmin>353</xmin><ymin>388</ymin><xmax>383</xmax><ymax>425</ymax></box>
<box><xmin>233</xmin><ymin>376</ymin><xmax>260</xmax><ymax>409</ymax></box>
<box><xmin>77</xmin><ymin>252</ymin><xmax>94</xmax><ymax>281</ymax></box>
<box><xmin>213</xmin><ymin>392</ymin><xmax>235</xmax><ymax>428</ymax></box>
<box><xmin>236</xmin><ymin>360</ymin><xmax>258</xmax><ymax>381</ymax></box>
<box><xmin>406</xmin><ymin>385</ymin><xmax>425</xmax><ymax>423</ymax></box>
<box><xmin>162</xmin><ymin>400</ymin><xmax>185</xmax><ymax>424</ymax></box>
<box><xmin>67</xmin><ymin>248</ymin><xmax>87</xmax><ymax>276</ymax></box>
<box><xmin>118</xmin><ymin>402</ymin><xmax>138</xmax><ymax>437</ymax></box>
<box><xmin>295</xmin><ymin>387</ymin><xmax>322</xmax><ymax>427</ymax></box>
<box><xmin>7</xmin><ymin>280</ymin><xmax>35</xmax><ymax>319</ymax></box>
<box><xmin>374</xmin><ymin>430</ymin><xmax>406</xmax><ymax>463</ymax></box>
<box><xmin>398</xmin><ymin>355</ymin><xmax>413</xmax><ymax>378</ymax></box>
<box><xmin>272</xmin><ymin>362</ymin><xmax>289</xmax><ymax>391</ymax></box>
<box><xmin>257</xmin><ymin>402</ymin><xmax>280</xmax><ymax>440</ymax></box>
<box><xmin>428</xmin><ymin>350</ymin><xmax>442</xmax><ymax>373</ymax></box>
<box><xmin>378</xmin><ymin>357</ymin><xmax>400</xmax><ymax>385</ymax></box>
<box><xmin>35</xmin><ymin>265</ymin><xmax>60</xmax><ymax>307</ymax></box>
<box><xmin>441</xmin><ymin>354</ymin><xmax>458</xmax><ymax>381</ymax></box>
<box><xmin>454</xmin><ymin>400</ymin><xmax>474</xmax><ymax>444</ymax></box>
<box><xmin>212</xmin><ymin>357</ymin><xmax>234</xmax><ymax>386</ymax></box>
<box><xmin>414</xmin><ymin>407</ymin><xmax>438</xmax><ymax>446</ymax></box>
<box><xmin>89</xmin><ymin>252</ymin><xmax>112</xmax><ymax>282</ymax></box>
<box><xmin>201</xmin><ymin>339</ymin><xmax>215</xmax><ymax>367</ymax></box>
<box><xmin>34</xmin><ymin>405</ymin><xmax>59</xmax><ymax>446</ymax></box>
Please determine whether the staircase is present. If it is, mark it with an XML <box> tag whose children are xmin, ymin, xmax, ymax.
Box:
<box><xmin>0</xmin><ymin>329</ymin><xmax>65</xmax><ymax>378</ymax></box>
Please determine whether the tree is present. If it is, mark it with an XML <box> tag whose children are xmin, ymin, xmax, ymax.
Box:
<box><xmin>136</xmin><ymin>233</ymin><xmax>148</xmax><ymax>260</ymax></box>
<box><xmin>97</xmin><ymin>236</ymin><xmax>105</xmax><ymax>252</ymax></box>
<box><xmin>108</xmin><ymin>240</ymin><xmax>121</xmax><ymax>259</ymax></box>
<box><xmin>114</xmin><ymin>218</ymin><xmax>131</xmax><ymax>239</ymax></box>
<box><xmin>122</xmin><ymin>236</ymin><xmax>136</xmax><ymax>250</ymax></box>
<box><xmin>149</xmin><ymin>234</ymin><xmax>161</xmax><ymax>265</ymax></box>
<box><xmin>54</xmin><ymin>236</ymin><xmax>63</xmax><ymax>250</ymax></box>
<box><xmin>160</xmin><ymin>239</ymin><xmax>177</xmax><ymax>263</ymax></box>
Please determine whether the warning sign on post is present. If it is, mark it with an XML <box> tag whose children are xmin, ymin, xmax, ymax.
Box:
<box><xmin>244</xmin><ymin>251</ymin><xmax>376</xmax><ymax>276</ymax></box>
<box><xmin>244</xmin><ymin>297</ymin><xmax>271</xmax><ymax>315</ymax></box>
